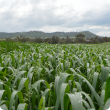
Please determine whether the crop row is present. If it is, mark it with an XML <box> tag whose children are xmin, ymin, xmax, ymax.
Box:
<box><xmin>0</xmin><ymin>41</ymin><xmax>110</xmax><ymax>110</ymax></box>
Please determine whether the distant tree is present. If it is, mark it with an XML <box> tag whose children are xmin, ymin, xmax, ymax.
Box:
<box><xmin>45</xmin><ymin>38</ymin><xmax>51</xmax><ymax>43</ymax></box>
<box><xmin>65</xmin><ymin>35</ymin><xmax>73</xmax><ymax>44</ymax></box>
<box><xmin>34</xmin><ymin>37</ymin><xmax>43</xmax><ymax>43</ymax></box>
<box><xmin>58</xmin><ymin>38</ymin><xmax>65</xmax><ymax>44</ymax></box>
<box><xmin>5</xmin><ymin>38</ymin><xmax>13</xmax><ymax>42</ymax></box>
<box><xmin>97</xmin><ymin>37</ymin><xmax>104</xmax><ymax>43</ymax></box>
<box><xmin>51</xmin><ymin>35</ymin><xmax>59</xmax><ymax>44</ymax></box>
<box><xmin>75</xmin><ymin>33</ymin><xmax>85</xmax><ymax>43</ymax></box>
<box><xmin>75</xmin><ymin>33</ymin><xmax>85</xmax><ymax>38</ymax></box>
<box><xmin>88</xmin><ymin>36</ymin><xmax>104</xmax><ymax>44</ymax></box>
<box><xmin>103</xmin><ymin>36</ymin><xmax>110</xmax><ymax>42</ymax></box>
<box><xmin>93</xmin><ymin>36</ymin><xmax>99</xmax><ymax>43</ymax></box>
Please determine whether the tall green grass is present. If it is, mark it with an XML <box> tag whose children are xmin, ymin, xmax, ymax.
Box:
<box><xmin>0</xmin><ymin>41</ymin><xmax>110</xmax><ymax>110</ymax></box>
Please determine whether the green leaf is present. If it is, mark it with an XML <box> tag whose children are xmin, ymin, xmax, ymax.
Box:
<box><xmin>45</xmin><ymin>81</ymin><xmax>50</xmax><ymax>89</ymax></box>
<box><xmin>75</xmin><ymin>81</ymin><xmax>82</xmax><ymax>91</ymax></box>
<box><xmin>80</xmin><ymin>91</ymin><xmax>95</xmax><ymax>109</ymax></box>
<box><xmin>66</xmin><ymin>93</ymin><xmax>83</xmax><ymax>110</ymax></box>
<box><xmin>0</xmin><ymin>104</ymin><xmax>8</xmax><ymax>110</ymax></box>
<box><xmin>91</xmin><ymin>72</ymin><xmax>99</xmax><ymax>100</ymax></box>
<box><xmin>105</xmin><ymin>77</ymin><xmax>110</xmax><ymax>103</ymax></box>
<box><xmin>9</xmin><ymin>90</ymin><xmax>23</xmax><ymax>110</ymax></box>
<box><xmin>0</xmin><ymin>90</ymin><xmax>5</xmax><ymax>100</ymax></box>
<box><xmin>70</xmin><ymin>68</ymin><xmax>103</xmax><ymax>109</ymax></box>
<box><xmin>27</xmin><ymin>67</ymin><xmax>34</xmax><ymax>88</ymax></box>
<box><xmin>13</xmin><ymin>71</ymin><xmax>26</xmax><ymax>86</ymax></box>
<box><xmin>27</xmin><ymin>67</ymin><xmax>34</xmax><ymax>78</ymax></box>
<box><xmin>32</xmin><ymin>80</ymin><xmax>45</xmax><ymax>91</ymax></box>
<box><xmin>0</xmin><ymin>81</ymin><xmax>3</xmax><ymax>90</ymax></box>
<box><xmin>38</xmin><ymin>96</ymin><xmax>45</xmax><ymax>110</ymax></box>
<box><xmin>42</xmin><ymin>89</ymin><xmax>50</xmax><ymax>97</ymax></box>
<box><xmin>0</xmin><ymin>67</ymin><xmax>4</xmax><ymax>71</ymax></box>
<box><xmin>104</xmin><ymin>98</ymin><xmax>110</xmax><ymax>110</ymax></box>
<box><xmin>55</xmin><ymin>73</ymin><xmax>70</xmax><ymax>110</ymax></box>
<box><xmin>32</xmin><ymin>89</ymin><xmax>37</xmax><ymax>110</ymax></box>
<box><xmin>4</xmin><ymin>84</ymin><xmax>11</xmax><ymax>100</ymax></box>
<box><xmin>60</xmin><ymin>83</ymin><xmax>70</xmax><ymax>110</ymax></box>
<box><xmin>17</xmin><ymin>103</ymin><xmax>27</xmax><ymax>110</ymax></box>
<box><xmin>82</xmin><ymin>99</ymin><xmax>90</xmax><ymax>109</ymax></box>
<box><xmin>101</xmin><ymin>90</ymin><xmax>105</xmax><ymax>104</ymax></box>
<box><xmin>17</xmin><ymin>78</ymin><xmax>29</xmax><ymax>91</ymax></box>
<box><xmin>99</xmin><ymin>65</ymin><xmax>109</xmax><ymax>85</ymax></box>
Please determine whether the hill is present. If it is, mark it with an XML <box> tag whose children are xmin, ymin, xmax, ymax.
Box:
<box><xmin>0</xmin><ymin>31</ymin><xmax>101</xmax><ymax>39</ymax></box>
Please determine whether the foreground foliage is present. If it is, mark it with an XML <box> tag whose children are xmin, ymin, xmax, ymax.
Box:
<box><xmin>0</xmin><ymin>41</ymin><xmax>110</xmax><ymax>110</ymax></box>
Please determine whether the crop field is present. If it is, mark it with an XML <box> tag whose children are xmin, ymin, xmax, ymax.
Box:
<box><xmin>0</xmin><ymin>41</ymin><xmax>110</xmax><ymax>110</ymax></box>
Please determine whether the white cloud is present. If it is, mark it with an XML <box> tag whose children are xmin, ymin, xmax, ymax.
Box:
<box><xmin>0</xmin><ymin>0</ymin><xmax>110</xmax><ymax>36</ymax></box>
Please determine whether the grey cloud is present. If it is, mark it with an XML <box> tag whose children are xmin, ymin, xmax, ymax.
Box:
<box><xmin>81</xmin><ymin>7</ymin><xmax>110</xmax><ymax>26</ymax></box>
<box><xmin>1</xmin><ymin>0</ymin><xmax>110</xmax><ymax>37</ymax></box>
<box><xmin>0</xmin><ymin>0</ymin><xmax>68</xmax><ymax>32</ymax></box>
<box><xmin>94</xmin><ymin>12</ymin><xmax>110</xmax><ymax>26</ymax></box>
<box><xmin>63</xmin><ymin>7</ymin><xmax>110</xmax><ymax>29</ymax></box>
<box><xmin>12</xmin><ymin>6</ymin><xmax>66</xmax><ymax>28</ymax></box>
<box><xmin>1</xmin><ymin>11</ymin><xmax>16</xmax><ymax>20</ymax></box>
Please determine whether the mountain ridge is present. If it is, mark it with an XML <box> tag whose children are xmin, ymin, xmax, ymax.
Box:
<box><xmin>0</xmin><ymin>31</ymin><xmax>101</xmax><ymax>39</ymax></box>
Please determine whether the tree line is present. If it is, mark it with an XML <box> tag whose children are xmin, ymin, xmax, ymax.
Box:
<box><xmin>0</xmin><ymin>31</ymin><xmax>97</xmax><ymax>39</ymax></box>
<box><xmin>4</xmin><ymin>34</ymin><xmax>110</xmax><ymax>44</ymax></box>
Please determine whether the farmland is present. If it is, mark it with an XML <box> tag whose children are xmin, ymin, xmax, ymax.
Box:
<box><xmin>0</xmin><ymin>41</ymin><xmax>110</xmax><ymax>110</ymax></box>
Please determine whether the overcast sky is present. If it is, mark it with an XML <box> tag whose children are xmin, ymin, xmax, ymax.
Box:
<box><xmin>0</xmin><ymin>0</ymin><xmax>110</xmax><ymax>36</ymax></box>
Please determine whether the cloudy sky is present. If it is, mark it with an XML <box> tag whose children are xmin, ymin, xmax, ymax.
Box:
<box><xmin>0</xmin><ymin>0</ymin><xmax>110</xmax><ymax>36</ymax></box>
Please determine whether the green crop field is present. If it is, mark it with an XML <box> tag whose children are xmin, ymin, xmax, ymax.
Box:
<box><xmin>0</xmin><ymin>41</ymin><xmax>110</xmax><ymax>110</ymax></box>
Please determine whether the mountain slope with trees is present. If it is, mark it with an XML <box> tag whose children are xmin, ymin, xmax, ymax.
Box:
<box><xmin>0</xmin><ymin>31</ymin><xmax>101</xmax><ymax>39</ymax></box>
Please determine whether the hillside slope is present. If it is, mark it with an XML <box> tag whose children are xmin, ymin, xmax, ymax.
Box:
<box><xmin>0</xmin><ymin>31</ymin><xmax>100</xmax><ymax>39</ymax></box>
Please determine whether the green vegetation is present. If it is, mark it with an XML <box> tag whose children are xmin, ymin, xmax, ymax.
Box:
<box><xmin>0</xmin><ymin>41</ymin><xmax>110</xmax><ymax>110</ymax></box>
<box><xmin>4</xmin><ymin>34</ymin><xmax>108</xmax><ymax>44</ymax></box>
<box><xmin>0</xmin><ymin>31</ymin><xmax>99</xmax><ymax>39</ymax></box>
